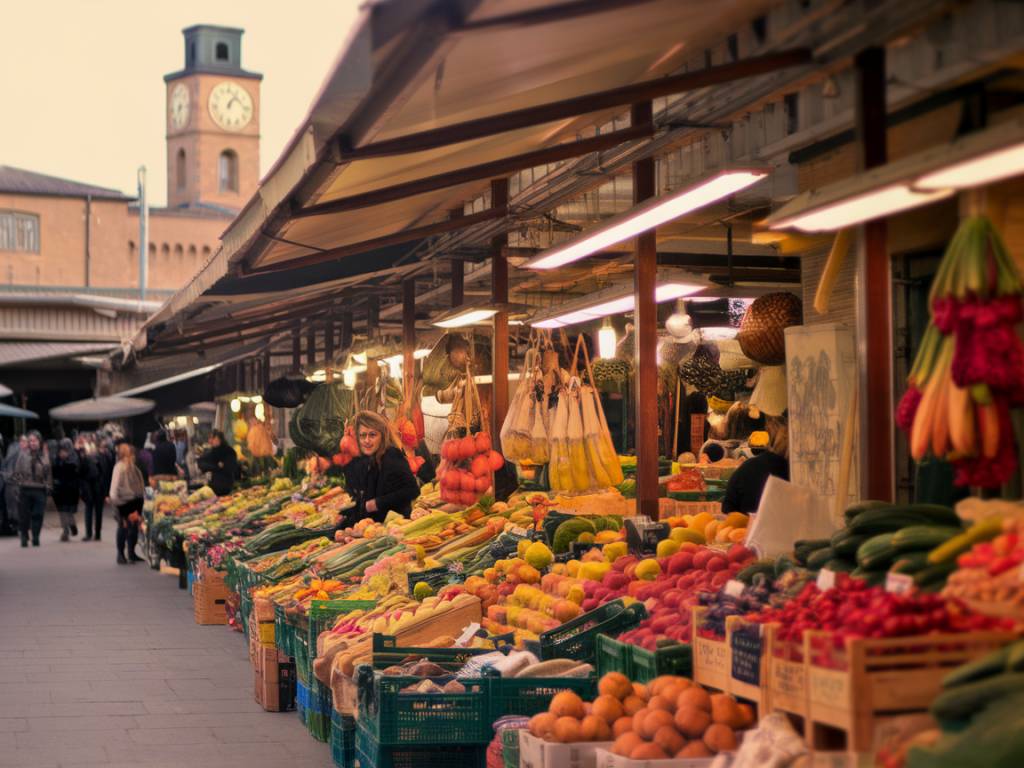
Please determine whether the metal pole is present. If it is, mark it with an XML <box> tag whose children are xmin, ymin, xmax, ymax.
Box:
<box><xmin>137</xmin><ymin>167</ymin><xmax>148</xmax><ymax>301</ymax></box>
<box><xmin>491</xmin><ymin>179</ymin><xmax>510</xmax><ymax>444</ymax></box>
<box><xmin>403</xmin><ymin>280</ymin><xmax>416</xmax><ymax>400</ymax></box>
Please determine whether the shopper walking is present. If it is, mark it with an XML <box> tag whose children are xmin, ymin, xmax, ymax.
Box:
<box><xmin>197</xmin><ymin>430</ymin><xmax>238</xmax><ymax>497</ymax></box>
<box><xmin>109</xmin><ymin>442</ymin><xmax>145</xmax><ymax>564</ymax></box>
<box><xmin>151</xmin><ymin>429</ymin><xmax>179</xmax><ymax>481</ymax></box>
<box><xmin>13</xmin><ymin>431</ymin><xmax>51</xmax><ymax>547</ymax></box>
<box><xmin>52</xmin><ymin>438</ymin><xmax>81</xmax><ymax>542</ymax></box>
<box><xmin>0</xmin><ymin>436</ymin><xmax>21</xmax><ymax>537</ymax></box>
<box><xmin>78</xmin><ymin>435</ymin><xmax>102</xmax><ymax>541</ymax></box>
<box><xmin>93</xmin><ymin>437</ymin><xmax>115</xmax><ymax>542</ymax></box>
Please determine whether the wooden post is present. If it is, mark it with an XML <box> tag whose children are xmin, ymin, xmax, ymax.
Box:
<box><xmin>341</xmin><ymin>311</ymin><xmax>353</xmax><ymax>353</ymax></box>
<box><xmin>450</xmin><ymin>208</ymin><xmax>465</xmax><ymax>307</ymax></box>
<box><xmin>306</xmin><ymin>325</ymin><xmax>316</xmax><ymax>366</ymax></box>
<box><xmin>292</xmin><ymin>325</ymin><xmax>301</xmax><ymax>372</ymax></box>
<box><xmin>855</xmin><ymin>47</ymin><xmax>894</xmax><ymax>502</ymax></box>
<box><xmin>632</xmin><ymin>101</ymin><xmax>659</xmax><ymax>519</ymax></box>
<box><xmin>367</xmin><ymin>296</ymin><xmax>380</xmax><ymax>340</ymax></box>
<box><xmin>490</xmin><ymin>178</ymin><xmax>510</xmax><ymax>444</ymax></box>
<box><xmin>403</xmin><ymin>279</ymin><xmax>416</xmax><ymax>400</ymax></box>
<box><xmin>263</xmin><ymin>349</ymin><xmax>271</xmax><ymax>388</ymax></box>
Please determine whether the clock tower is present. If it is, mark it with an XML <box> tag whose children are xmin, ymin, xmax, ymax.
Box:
<box><xmin>164</xmin><ymin>25</ymin><xmax>261</xmax><ymax>210</ymax></box>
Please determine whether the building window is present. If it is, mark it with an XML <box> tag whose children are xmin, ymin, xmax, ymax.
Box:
<box><xmin>161</xmin><ymin>243</ymin><xmax>170</xmax><ymax>259</ymax></box>
<box><xmin>216</xmin><ymin>42</ymin><xmax>229</xmax><ymax>61</ymax></box>
<box><xmin>188</xmin><ymin>244</ymin><xmax>197</xmax><ymax>258</ymax></box>
<box><xmin>176</xmin><ymin>149</ymin><xmax>187</xmax><ymax>190</ymax></box>
<box><xmin>174</xmin><ymin>244</ymin><xmax>184</xmax><ymax>260</ymax></box>
<box><xmin>0</xmin><ymin>210</ymin><xmax>40</xmax><ymax>253</ymax></box>
<box><xmin>202</xmin><ymin>245</ymin><xmax>211</xmax><ymax>257</ymax></box>
<box><xmin>219</xmin><ymin>150</ymin><xmax>239</xmax><ymax>193</ymax></box>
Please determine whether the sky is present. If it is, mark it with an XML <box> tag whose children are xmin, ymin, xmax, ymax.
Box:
<box><xmin>0</xmin><ymin>1</ymin><xmax>361</xmax><ymax>207</ymax></box>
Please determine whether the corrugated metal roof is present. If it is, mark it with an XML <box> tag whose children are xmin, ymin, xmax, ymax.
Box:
<box><xmin>0</xmin><ymin>342</ymin><xmax>117</xmax><ymax>368</ymax></box>
<box><xmin>0</xmin><ymin>165</ymin><xmax>132</xmax><ymax>200</ymax></box>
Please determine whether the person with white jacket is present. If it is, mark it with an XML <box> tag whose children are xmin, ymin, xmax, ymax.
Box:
<box><xmin>109</xmin><ymin>442</ymin><xmax>145</xmax><ymax>565</ymax></box>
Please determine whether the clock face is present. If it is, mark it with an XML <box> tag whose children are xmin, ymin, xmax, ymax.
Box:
<box><xmin>169</xmin><ymin>83</ymin><xmax>190</xmax><ymax>130</ymax></box>
<box><xmin>208</xmin><ymin>81</ymin><xmax>253</xmax><ymax>132</ymax></box>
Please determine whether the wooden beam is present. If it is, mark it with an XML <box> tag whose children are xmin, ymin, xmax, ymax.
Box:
<box><xmin>292</xmin><ymin>326</ymin><xmax>301</xmax><ymax>371</ymax></box>
<box><xmin>856</xmin><ymin>47</ymin><xmax>894</xmax><ymax>502</ymax></box>
<box><xmin>491</xmin><ymin>178</ymin><xmax>510</xmax><ymax>445</ymax></box>
<box><xmin>367</xmin><ymin>295</ymin><xmax>380</xmax><ymax>340</ymax></box>
<box><xmin>403</xmin><ymin>279</ymin><xmax>416</xmax><ymax>399</ymax></box>
<box><xmin>247</xmin><ymin>205</ymin><xmax>508</xmax><ymax>274</ymax></box>
<box><xmin>632</xmin><ymin>102</ymin><xmax>659</xmax><ymax>519</ymax></box>
<box><xmin>458</xmin><ymin>0</ymin><xmax>660</xmax><ymax>31</ymax></box>
<box><xmin>450</xmin><ymin>208</ymin><xmax>465</xmax><ymax>307</ymax></box>
<box><xmin>296</xmin><ymin>124</ymin><xmax>652</xmax><ymax>219</ymax></box>
<box><xmin>341</xmin><ymin>311</ymin><xmax>353</xmax><ymax>351</ymax></box>
<box><xmin>341</xmin><ymin>49</ymin><xmax>811</xmax><ymax>160</ymax></box>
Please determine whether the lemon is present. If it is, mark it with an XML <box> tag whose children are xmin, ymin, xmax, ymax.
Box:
<box><xmin>524</xmin><ymin>541</ymin><xmax>554</xmax><ymax>570</ymax></box>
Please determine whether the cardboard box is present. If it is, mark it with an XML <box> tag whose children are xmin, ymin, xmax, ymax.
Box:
<box><xmin>595</xmin><ymin>747</ymin><xmax>716</xmax><ymax>768</ymax></box>
<box><xmin>255</xmin><ymin>660</ymin><xmax>296</xmax><ymax>712</ymax></box>
<box><xmin>519</xmin><ymin>732</ymin><xmax>612</xmax><ymax>768</ymax></box>
<box><xmin>193</xmin><ymin>579</ymin><xmax>231</xmax><ymax>625</ymax></box>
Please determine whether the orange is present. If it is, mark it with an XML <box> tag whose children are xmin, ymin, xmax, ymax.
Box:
<box><xmin>549</xmin><ymin>691</ymin><xmax>585</xmax><ymax>720</ymax></box>
<box><xmin>592</xmin><ymin>694</ymin><xmax>624</xmax><ymax>725</ymax></box>
<box><xmin>597</xmin><ymin>672</ymin><xmax>632</xmax><ymax>701</ymax></box>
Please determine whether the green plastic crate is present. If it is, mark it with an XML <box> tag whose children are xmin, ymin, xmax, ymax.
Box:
<box><xmin>274</xmin><ymin>604</ymin><xmax>295</xmax><ymax>658</ymax></box>
<box><xmin>355</xmin><ymin>724</ymin><xmax>487</xmax><ymax>768</ymax></box>
<box><xmin>537</xmin><ymin>599</ymin><xmax>647</xmax><ymax>662</ymax></box>
<box><xmin>356</xmin><ymin>666</ymin><xmax>490</xmax><ymax>746</ymax></box>
<box><xmin>331</xmin><ymin>711</ymin><xmax>356</xmax><ymax>768</ymax></box>
<box><xmin>595</xmin><ymin>634</ymin><xmax>693</xmax><ymax>683</ymax></box>
<box><xmin>372</xmin><ymin>634</ymin><xmax>491</xmax><ymax>672</ymax></box>
<box><xmin>484</xmin><ymin>667</ymin><xmax>596</xmax><ymax>721</ymax></box>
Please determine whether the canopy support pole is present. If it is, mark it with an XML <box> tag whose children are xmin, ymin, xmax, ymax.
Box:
<box><xmin>292</xmin><ymin>325</ymin><xmax>301</xmax><ymax>372</ymax></box>
<box><xmin>341</xmin><ymin>311</ymin><xmax>353</xmax><ymax>353</ymax></box>
<box><xmin>491</xmin><ymin>178</ymin><xmax>510</xmax><ymax>446</ymax></box>
<box><xmin>632</xmin><ymin>101</ymin><xmax>659</xmax><ymax>519</ymax></box>
<box><xmin>855</xmin><ymin>47</ymin><xmax>894</xmax><ymax>502</ymax></box>
<box><xmin>403</xmin><ymin>279</ymin><xmax>416</xmax><ymax>401</ymax></box>
<box><xmin>451</xmin><ymin>208</ymin><xmax>465</xmax><ymax>307</ymax></box>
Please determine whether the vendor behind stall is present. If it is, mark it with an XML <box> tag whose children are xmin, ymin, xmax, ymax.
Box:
<box><xmin>721</xmin><ymin>416</ymin><xmax>789</xmax><ymax>514</ymax></box>
<box><xmin>338</xmin><ymin>411</ymin><xmax>419</xmax><ymax>528</ymax></box>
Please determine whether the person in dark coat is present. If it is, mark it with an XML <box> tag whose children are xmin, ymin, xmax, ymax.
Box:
<box><xmin>197</xmin><ymin>430</ymin><xmax>238</xmax><ymax>496</ymax></box>
<box><xmin>151</xmin><ymin>429</ymin><xmax>179</xmax><ymax>479</ymax></box>
<box><xmin>52</xmin><ymin>438</ymin><xmax>81</xmax><ymax>542</ymax></box>
<box><xmin>13</xmin><ymin>431</ymin><xmax>51</xmax><ymax>547</ymax></box>
<box><xmin>77</xmin><ymin>434</ymin><xmax>105</xmax><ymax>542</ymax></box>
<box><xmin>721</xmin><ymin>417</ymin><xmax>789</xmax><ymax>514</ymax></box>
<box><xmin>338</xmin><ymin>411</ymin><xmax>419</xmax><ymax>528</ymax></box>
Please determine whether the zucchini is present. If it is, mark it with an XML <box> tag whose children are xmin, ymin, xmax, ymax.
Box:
<box><xmin>736</xmin><ymin>560</ymin><xmax>776</xmax><ymax>585</ymax></box>
<box><xmin>930</xmin><ymin>672</ymin><xmax>1024</xmax><ymax>723</ymax></box>
<box><xmin>848</xmin><ymin>506</ymin><xmax>959</xmax><ymax>536</ymax></box>
<box><xmin>857</xmin><ymin>532</ymin><xmax>898</xmax><ymax>570</ymax></box>
<box><xmin>794</xmin><ymin>538</ymin><xmax>832</xmax><ymax>565</ymax></box>
<box><xmin>774</xmin><ymin>554</ymin><xmax>798</xmax><ymax>577</ymax></box>
<box><xmin>890</xmin><ymin>551</ymin><xmax>931</xmax><ymax>574</ymax></box>
<box><xmin>942</xmin><ymin>646</ymin><xmax>1013</xmax><ymax>689</ymax></box>
<box><xmin>928</xmin><ymin>516</ymin><xmax>1004</xmax><ymax>565</ymax></box>
<box><xmin>807</xmin><ymin>546</ymin><xmax>836</xmax><ymax>570</ymax></box>
<box><xmin>891</xmin><ymin>525</ymin><xmax>963</xmax><ymax>552</ymax></box>
<box><xmin>913</xmin><ymin>560</ymin><xmax>957</xmax><ymax>587</ymax></box>
<box><xmin>832</xmin><ymin>533</ymin><xmax>869</xmax><ymax>558</ymax></box>
<box><xmin>843</xmin><ymin>500</ymin><xmax>893</xmax><ymax>525</ymax></box>
<box><xmin>823</xmin><ymin>558</ymin><xmax>855</xmax><ymax>573</ymax></box>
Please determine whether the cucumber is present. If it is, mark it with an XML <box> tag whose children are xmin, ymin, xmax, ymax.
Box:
<box><xmin>890</xmin><ymin>551</ymin><xmax>931</xmax><ymax>574</ymax></box>
<box><xmin>942</xmin><ymin>646</ymin><xmax>1013</xmax><ymax>689</ymax></box>
<box><xmin>930</xmin><ymin>672</ymin><xmax>1024</xmax><ymax>723</ymax></box>
<box><xmin>913</xmin><ymin>560</ymin><xmax>957</xmax><ymax>587</ymax></box>
<box><xmin>823</xmin><ymin>558</ymin><xmax>856</xmax><ymax>573</ymax></box>
<box><xmin>857</xmin><ymin>532</ymin><xmax>898</xmax><ymax>570</ymax></box>
<box><xmin>848</xmin><ymin>505</ymin><xmax>960</xmax><ymax>536</ymax></box>
<box><xmin>807</xmin><ymin>546</ymin><xmax>836</xmax><ymax>570</ymax></box>
<box><xmin>832</xmin><ymin>533</ymin><xmax>869</xmax><ymax>557</ymax></box>
<box><xmin>843</xmin><ymin>500</ymin><xmax>893</xmax><ymax>524</ymax></box>
<box><xmin>774</xmin><ymin>554</ymin><xmax>798</xmax><ymax>577</ymax></box>
<box><xmin>891</xmin><ymin>525</ymin><xmax>962</xmax><ymax>552</ymax></box>
<box><xmin>794</xmin><ymin>538</ymin><xmax>832</xmax><ymax>565</ymax></box>
<box><xmin>736</xmin><ymin>560</ymin><xmax>776</xmax><ymax>585</ymax></box>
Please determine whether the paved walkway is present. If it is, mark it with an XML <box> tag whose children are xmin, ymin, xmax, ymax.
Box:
<box><xmin>0</xmin><ymin>518</ymin><xmax>328</xmax><ymax>768</ymax></box>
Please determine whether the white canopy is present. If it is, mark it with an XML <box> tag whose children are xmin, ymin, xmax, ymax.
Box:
<box><xmin>0</xmin><ymin>402</ymin><xmax>37</xmax><ymax>419</ymax></box>
<box><xmin>50</xmin><ymin>397</ymin><xmax>155</xmax><ymax>422</ymax></box>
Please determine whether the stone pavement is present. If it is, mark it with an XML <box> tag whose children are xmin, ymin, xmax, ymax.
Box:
<box><xmin>0</xmin><ymin>517</ymin><xmax>328</xmax><ymax>768</ymax></box>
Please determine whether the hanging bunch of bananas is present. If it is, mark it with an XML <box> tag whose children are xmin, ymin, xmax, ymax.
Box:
<box><xmin>897</xmin><ymin>216</ymin><xmax>1024</xmax><ymax>487</ymax></box>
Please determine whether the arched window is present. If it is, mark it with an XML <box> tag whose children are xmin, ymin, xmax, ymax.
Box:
<box><xmin>176</xmin><ymin>149</ymin><xmax>186</xmax><ymax>190</ymax></box>
<box><xmin>216</xmin><ymin>42</ymin><xmax>229</xmax><ymax>61</ymax></box>
<box><xmin>174</xmin><ymin>244</ymin><xmax>184</xmax><ymax>260</ymax></box>
<box><xmin>188</xmin><ymin>244</ymin><xmax>197</xmax><ymax>259</ymax></box>
<box><xmin>219</xmin><ymin>150</ymin><xmax>239</xmax><ymax>193</ymax></box>
<box><xmin>202</xmin><ymin>245</ymin><xmax>211</xmax><ymax>257</ymax></box>
<box><xmin>128</xmin><ymin>240</ymin><xmax>135</xmax><ymax>258</ymax></box>
<box><xmin>148</xmin><ymin>243</ymin><xmax>156</xmax><ymax>260</ymax></box>
<box><xmin>161</xmin><ymin>243</ymin><xmax>170</xmax><ymax>258</ymax></box>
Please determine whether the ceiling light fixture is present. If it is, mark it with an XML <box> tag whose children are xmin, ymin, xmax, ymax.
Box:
<box><xmin>531</xmin><ymin>274</ymin><xmax>705</xmax><ymax>328</ymax></box>
<box><xmin>525</xmin><ymin>168</ymin><xmax>770</xmax><ymax>270</ymax></box>
<box><xmin>598</xmin><ymin>319</ymin><xmax>617</xmax><ymax>359</ymax></box>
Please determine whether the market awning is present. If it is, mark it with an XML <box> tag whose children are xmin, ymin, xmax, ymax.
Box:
<box><xmin>0</xmin><ymin>382</ymin><xmax>12</xmax><ymax>397</ymax></box>
<box><xmin>0</xmin><ymin>402</ymin><xmax>38</xmax><ymax>419</ymax></box>
<box><xmin>50</xmin><ymin>396</ymin><xmax>155</xmax><ymax>422</ymax></box>
<box><xmin>116</xmin><ymin>363</ymin><xmax>221</xmax><ymax>397</ymax></box>
<box><xmin>0</xmin><ymin>341</ymin><xmax>117</xmax><ymax>368</ymax></box>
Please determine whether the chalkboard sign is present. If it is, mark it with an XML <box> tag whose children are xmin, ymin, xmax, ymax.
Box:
<box><xmin>730</xmin><ymin>624</ymin><xmax>763</xmax><ymax>686</ymax></box>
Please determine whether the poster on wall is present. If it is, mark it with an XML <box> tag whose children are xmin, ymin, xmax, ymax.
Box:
<box><xmin>784</xmin><ymin>323</ymin><xmax>858</xmax><ymax>525</ymax></box>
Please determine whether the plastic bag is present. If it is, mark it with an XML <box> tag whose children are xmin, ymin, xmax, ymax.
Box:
<box><xmin>289</xmin><ymin>382</ymin><xmax>354</xmax><ymax>456</ymax></box>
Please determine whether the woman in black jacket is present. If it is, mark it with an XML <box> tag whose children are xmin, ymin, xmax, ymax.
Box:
<box><xmin>52</xmin><ymin>438</ymin><xmax>81</xmax><ymax>542</ymax></box>
<box><xmin>340</xmin><ymin>411</ymin><xmax>419</xmax><ymax>527</ymax></box>
<box><xmin>197</xmin><ymin>430</ymin><xmax>238</xmax><ymax>497</ymax></box>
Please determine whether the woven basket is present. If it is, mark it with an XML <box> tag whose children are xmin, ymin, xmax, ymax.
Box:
<box><xmin>737</xmin><ymin>292</ymin><xmax>803</xmax><ymax>365</ymax></box>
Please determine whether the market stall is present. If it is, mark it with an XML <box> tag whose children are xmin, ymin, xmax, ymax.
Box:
<box><xmin>94</xmin><ymin>0</ymin><xmax>1024</xmax><ymax>766</ymax></box>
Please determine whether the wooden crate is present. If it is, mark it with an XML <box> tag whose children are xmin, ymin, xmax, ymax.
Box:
<box><xmin>392</xmin><ymin>595</ymin><xmax>482</xmax><ymax>647</ymax></box>
<box><xmin>691</xmin><ymin>607</ymin><xmax>729</xmax><ymax>692</ymax></box>
<box><xmin>803</xmin><ymin>630</ymin><xmax>1014</xmax><ymax>751</ymax></box>
<box><xmin>765</xmin><ymin>624</ymin><xmax>807</xmax><ymax>720</ymax></box>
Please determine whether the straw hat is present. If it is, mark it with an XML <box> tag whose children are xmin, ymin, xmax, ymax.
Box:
<box><xmin>749</xmin><ymin>365</ymin><xmax>788</xmax><ymax>417</ymax></box>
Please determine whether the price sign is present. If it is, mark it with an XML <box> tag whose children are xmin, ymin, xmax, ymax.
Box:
<box><xmin>455</xmin><ymin>622</ymin><xmax>481</xmax><ymax>647</ymax></box>
<box><xmin>509</xmin><ymin>526</ymin><xmax>529</xmax><ymax>537</ymax></box>
<box><xmin>816</xmin><ymin>568</ymin><xmax>837</xmax><ymax>592</ymax></box>
<box><xmin>885</xmin><ymin>572</ymin><xmax>915</xmax><ymax>595</ymax></box>
<box><xmin>724</xmin><ymin>580</ymin><xmax>746</xmax><ymax>598</ymax></box>
<box><xmin>730</xmin><ymin>625</ymin><xmax>764</xmax><ymax>685</ymax></box>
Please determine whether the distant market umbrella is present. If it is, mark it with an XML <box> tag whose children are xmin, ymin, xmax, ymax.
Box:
<box><xmin>50</xmin><ymin>396</ymin><xmax>155</xmax><ymax>422</ymax></box>
<box><xmin>0</xmin><ymin>402</ymin><xmax>38</xmax><ymax>419</ymax></box>
<box><xmin>0</xmin><ymin>383</ymin><xmax>12</xmax><ymax>397</ymax></box>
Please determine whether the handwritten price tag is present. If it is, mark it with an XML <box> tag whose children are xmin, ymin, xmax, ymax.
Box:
<box><xmin>886</xmin><ymin>572</ymin><xmax>915</xmax><ymax>595</ymax></box>
<box><xmin>455</xmin><ymin>622</ymin><xmax>481</xmax><ymax>647</ymax></box>
<box><xmin>816</xmin><ymin>568</ymin><xmax>837</xmax><ymax>592</ymax></box>
<box><xmin>724</xmin><ymin>580</ymin><xmax>746</xmax><ymax>598</ymax></box>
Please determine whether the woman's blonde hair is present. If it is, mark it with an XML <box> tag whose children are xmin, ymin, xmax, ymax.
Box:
<box><xmin>353</xmin><ymin>411</ymin><xmax>401</xmax><ymax>465</ymax></box>
<box><xmin>117</xmin><ymin>442</ymin><xmax>135</xmax><ymax>463</ymax></box>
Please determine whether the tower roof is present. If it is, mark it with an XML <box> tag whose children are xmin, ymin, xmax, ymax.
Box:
<box><xmin>164</xmin><ymin>24</ymin><xmax>262</xmax><ymax>82</ymax></box>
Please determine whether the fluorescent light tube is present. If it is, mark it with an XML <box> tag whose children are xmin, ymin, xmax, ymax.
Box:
<box><xmin>772</xmin><ymin>184</ymin><xmax>954</xmax><ymax>233</ymax></box>
<box><xmin>531</xmin><ymin>280</ymin><xmax>703</xmax><ymax>328</ymax></box>
<box><xmin>598</xmin><ymin>322</ymin><xmax>617</xmax><ymax>359</ymax></box>
<box><xmin>527</xmin><ymin>169</ymin><xmax>769</xmax><ymax>270</ymax></box>
<box><xmin>433</xmin><ymin>308</ymin><xmax>498</xmax><ymax>328</ymax></box>
<box><xmin>915</xmin><ymin>142</ymin><xmax>1024</xmax><ymax>191</ymax></box>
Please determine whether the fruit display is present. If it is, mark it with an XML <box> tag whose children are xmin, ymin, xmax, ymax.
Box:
<box><xmin>942</xmin><ymin>515</ymin><xmax>1024</xmax><ymax>617</ymax></box>
<box><xmin>526</xmin><ymin>673</ymin><xmax>753</xmax><ymax>759</ymax></box>
<box><xmin>897</xmin><ymin>216</ymin><xmax>1024</xmax><ymax>487</ymax></box>
<box><xmin>438</xmin><ymin>431</ymin><xmax>505</xmax><ymax>506</ymax></box>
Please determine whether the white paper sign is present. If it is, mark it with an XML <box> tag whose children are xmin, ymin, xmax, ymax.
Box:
<box><xmin>886</xmin><ymin>572</ymin><xmax>915</xmax><ymax>595</ymax></box>
<box><xmin>816</xmin><ymin>568</ymin><xmax>837</xmax><ymax>591</ymax></box>
<box><xmin>725</xmin><ymin>580</ymin><xmax>746</xmax><ymax>598</ymax></box>
<box><xmin>455</xmin><ymin>622</ymin><xmax>481</xmax><ymax>647</ymax></box>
